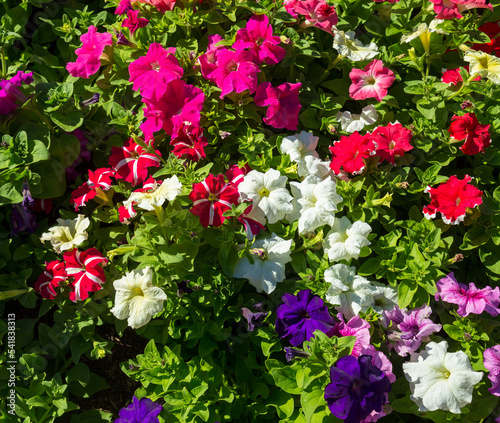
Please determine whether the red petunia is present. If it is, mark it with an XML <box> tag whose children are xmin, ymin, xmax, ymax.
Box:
<box><xmin>449</xmin><ymin>113</ymin><xmax>491</xmax><ymax>155</ymax></box>
<box><xmin>108</xmin><ymin>138</ymin><xmax>161</xmax><ymax>185</ymax></box>
<box><xmin>169</xmin><ymin>123</ymin><xmax>208</xmax><ymax>162</ymax></box>
<box><xmin>226</xmin><ymin>163</ymin><xmax>251</xmax><ymax>187</ymax></box>
<box><xmin>34</xmin><ymin>260</ymin><xmax>67</xmax><ymax>299</ymax></box>
<box><xmin>371</xmin><ymin>123</ymin><xmax>413</xmax><ymax>164</ymax></box>
<box><xmin>472</xmin><ymin>22</ymin><xmax>500</xmax><ymax>57</ymax></box>
<box><xmin>71</xmin><ymin>168</ymin><xmax>115</xmax><ymax>210</ymax></box>
<box><xmin>189</xmin><ymin>174</ymin><xmax>240</xmax><ymax>227</ymax></box>
<box><xmin>423</xmin><ymin>175</ymin><xmax>483</xmax><ymax>225</ymax></box>
<box><xmin>63</xmin><ymin>248</ymin><xmax>108</xmax><ymax>302</ymax></box>
<box><xmin>329</xmin><ymin>132</ymin><xmax>377</xmax><ymax>175</ymax></box>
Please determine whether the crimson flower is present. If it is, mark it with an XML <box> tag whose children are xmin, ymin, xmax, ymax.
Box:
<box><xmin>71</xmin><ymin>168</ymin><xmax>115</xmax><ymax>210</ymax></box>
<box><xmin>371</xmin><ymin>123</ymin><xmax>413</xmax><ymax>164</ymax></box>
<box><xmin>122</xmin><ymin>10</ymin><xmax>149</xmax><ymax>34</ymax></box>
<box><xmin>34</xmin><ymin>260</ymin><xmax>67</xmax><ymax>299</ymax></box>
<box><xmin>108</xmin><ymin>138</ymin><xmax>161</xmax><ymax>185</ymax></box>
<box><xmin>290</xmin><ymin>0</ymin><xmax>339</xmax><ymax>34</ymax></box>
<box><xmin>473</xmin><ymin>22</ymin><xmax>500</xmax><ymax>56</ymax></box>
<box><xmin>169</xmin><ymin>123</ymin><xmax>208</xmax><ymax>162</ymax></box>
<box><xmin>423</xmin><ymin>175</ymin><xmax>483</xmax><ymax>225</ymax></box>
<box><xmin>449</xmin><ymin>113</ymin><xmax>491</xmax><ymax>155</ymax></box>
<box><xmin>254</xmin><ymin>82</ymin><xmax>302</xmax><ymax>130</ymax></box>
<box><xmin>189</xmin><ymin>174</ymin><xmax>240</xmax><ymax>227</ymax></box>
<box><xmin>329</xmin><ymin>132</ymin><xmax>376</xmax><ymax>175</ymax></box>
<box><xmin>349</xmin><ymin>59</ymin><xmax>395</xmax><ymax>102</ymax></box>
<box><xmin>63</xmin><ymin>248</ymin><xmax>108</xmax><ymax>302</ymax></box>
<box><xmin>226</xmin><ymin>163</ymin><xmax>251</xmax><ymax>187</ymax></box>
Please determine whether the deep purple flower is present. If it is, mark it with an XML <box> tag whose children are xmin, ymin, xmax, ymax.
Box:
<box><xmin>114</xmin><ymin>396</ymin><xmax>162</xmax><ymax>423</ymax></box>
<box><xmin>81</xmin><ymin>93</ymin><xmax>100</xmax><ymax>107</ymax></box>
<box><xmin>241</xmin><ymin>306</ymin><xmax>268</xmax><ymax>331</ymax></box>
<box><xmin>484</xmin><ymin>345</ymin><xmax>500</xmax><ymax>396</ymax></box>
<box><xmin>275</xmin><ymin>290</ymin><xmax>334</xmax><ymax>347</ymax></box>
<box><xmin>325</xmin><ymin>355</ymin><xmax>391</xmax><ymax>423</ymax></box>
<box><xmin>435</xmin><ymin>272</ymin><xmax>500</xmax><ymax>317</ymax></box>
<box><xmin>381</xmin><ymin>304</ymin><xmax>442</xmax><ymax>357</ymax></box>
<box><xmin>284</xmin><ymin>347</ymin><xmax>311</xmax><ymax>362</ymax></box>
<box><xmin>116</xmin><ymin>31</ymin><xmax>134</xmax><ymax>47</ymax></box>
<box><xmin>11</xmin><ymin>182</ymin><xmax>36</xmax><ymax>235</ymax></box>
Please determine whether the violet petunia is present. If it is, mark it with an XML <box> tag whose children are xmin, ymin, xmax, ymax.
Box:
<box><xmin>483</xmin><ymin>345</ymin><xmax>500</xmax><ymax>396</ymax></box>
<box><xmin>11</xmin><ymin>181</ymin><xmax>36</xmax><ymax>236</ymax></box>
<box><xmin>275</xmin><ymin>290</ymin><xmax>335</xmax><ymax>347</ymax></box>
<box><xmin>241</xmin><ymin>304</ymin><xmax>268</xmax><ymax>331</ymax></box>
<box><xmin>435</xmin><ymin>272</ymin><xmax>500</xmax><ymax>317</ymax></box>
<box><xmin>114</xmin><ymin>396</ymin><xmax>162</xmax><ymax>423</ymax></box>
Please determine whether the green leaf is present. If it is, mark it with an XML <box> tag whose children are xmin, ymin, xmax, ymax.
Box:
<box><xmin>461</xmin><ymin>226</ymin><xmax>490</xmax><ymax>250</ymax></box>
<box><xmin>301</xmin><ymin>389</ymin><xmax>328</xmax><ymax>423</ymax></box>
<box><xmin>398</xmin><ymin>280</ymin><xmax>418</xmax><ymax>309</ymax></box>
<box><xmin>266</xmin><ymin>359</ymin><xmax>302</xmax><ymax>395</ymax></box>
<box><xmin>51</xmin><ymin>111</ymin><xmax>84</xmax><ymax>132</ymax></box>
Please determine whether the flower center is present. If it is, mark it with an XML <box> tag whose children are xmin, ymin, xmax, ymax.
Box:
<box><xmin>388</xmin><ymin>140</ymin><xmax>396</xmax><ymax>150</ymax></box>
<box><xmin>208</xmin><ymin>193</ymin><xmax>218</xmax><ymax>201</ymax></box>
<box><xmin>227</xmin><ymin>59</ymin><xmax>239</xmax><ymax>72</ymax></box>
<box><xmin>456</xmin><ymin>197</ymin><xmax>461</xmax><ymax>206</ymax></box>
<box><xmin>478</xmin><ymin>57</ymin><xmax>489</xmax><ymax>70</ymax></box>
<box><xmin>150</xmin><ymin>61</ymin><xmax>161</xmax><ymax>71</ymax></box>
<box><xmin>365</xmin><ymin>75</ymin><xmax>377</xmax><ymax>85</ymax></box>
<box><xmin>259</xmin><ymin>187</ymin><xmax>270</xmax><ymax>197</ymax></box>
<box><xmin>130</xmin><ymin>151</ymin><xmax>140</xmax><ymax>159</ymax></box>
<box><xmin>132</xmin><ymin>287</ymin><xmax>144</xmax><ymax>296</ymax></box>
<box><xmin>250</xmin><ymin>248</ymin><xmax>267</xmax><ymax>260</ymax></box>
<box><xmin>256</xmin><ymin>37</ymin><xmax>265</xmax><ymax>46</ymax></box>
<box><xmin>443</xmin><ymin>371</ymin><xmax>451</xmax><ymax>379</ymax></box>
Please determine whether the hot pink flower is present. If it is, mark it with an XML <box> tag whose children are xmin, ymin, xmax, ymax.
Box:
<box><xmin>371</xmin><ymin>122</ymin><xmax>413</xmax><ymax>164</ymax></box>
<box><xmin>141</xmin><ymin>79</ymin><xmax>204</xmax><ymax>138</ymax></box>
<box><xmin>430</xmin><ymin>0</ymin><xmax>493</xmax><ymax>19</ymax></box>
<box><xmin>122</xmin><ymin>10</ymin><xmax>149</xmax><ymax>33</ymax></box>
<box><xmin>423</xmin><ymin>175</ymin><xmax>483</xmax><ymax>225</ymax></box>
<box><xmin>327</xmin><ymin>313</ymin><xmax>371</xmax><ymax>357</ymax></box>
<box><xmin>435</xmin><ymin>272</ymin><xmax>500</xmax><ymax>317</ymax></box>
<box><xmin>71</xmin><ymin>168</ymin><xmax>115</xmax><ymax>210</ymax></box>
<box><xmin>129</xmin><ymin>43</ymin><xmax>183</xmax><ymax>101</ymax></box>
<box><xmin>66</xmin><ymin>26</ymin><xmax>113</xmax><ymax>79</ymax></box>
<box><xmin>349</xmin><ymin>59</ymin><xmax>395</xmax><ymax>102</ymax></box>
<box><xmin>108</xmin><ymin>138</ymin><xmax>161</xmax><ymax>185</ymax></box>
<box><xmin>329</xmin><ymin>132</ymin><xmax>377</xmax><ymax>175</ymax></box>
<box><xmin>137</xmin><ymin>0</ymin><xmax>176</xmax><ymax>12</ymax></box>
<box><xmin>115</xmin><ymin>0</ymin><xmax>133</xmax><ymax>15</ymax></box>
<box><xmin>284</xmin><ymin>0</ymin><xmax>301</xmax><ymax>18</ymax></box>
<box><xmin>0</xmin><ymin>71</ymin><xmax>33</xmax><ymax>115</ymax></box>
<box><xmin>170</xmin><ymin>122</ymin><xmax>208</xmax><ymax>161</ymax></box>
<box><xmin>288</xmin><ymin>0</ymin><xmax>339</xmax><ymax>34</ymax></box>
<box><xmin>63</xmin><ymin>248</ymin><xmax>108</xmax><ymax>302</ymax></box>
<box><xmin>484</xmin><ymin>345</ymin><xmax>500</xmax><ymax>396</ymax></box>
<box><xmin>449</xmin><ymin>113</ymin><xmax>491</xmax><ymax>155</ymax></box>
<box><xmin>254</xmin><ymin>82</ymin><xmax>302</xmax><ymax>130</ymax></box>
<box><xmin>233</xmin><ymin>14</ymin><xmax>286</xmax><ymax>65</ymax></box>
<box><xmin>34</xmin><ymin>260</ymin><xmax>67</xmax><ymax>299</ymax></box>
<box><xmin>207</xmin><ymin>48</ymin><xmax>260</xmax><ymax>98</ymax></box>
<box><xmin>198</xmin><ymin>34</ymin><xmax>225</xmax><ymax>81</ymax></box>
<box><xmin>189</xmin><ymin>174</ymin><xmax>240</xmax><ymax>227</ymax></box>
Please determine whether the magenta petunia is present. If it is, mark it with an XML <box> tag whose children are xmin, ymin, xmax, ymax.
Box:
<box><xmin>0</xmin><ymin>71</ymin><xmax>33</xmax><ymax>115</ymax></box>
<box><xmin>122</xmin><ymin>10</ymin><xmax>149</xmax><ymax>34</ymax></box>
<box><xmin>66</xmin><ymin>26</ymin><xmax>113</xmax><ymax>79</ymax></box>
<box><xmin>254</xmin><ymin>82</ymin><xmax>302</xmax><ymax>130</ymax></box>
<box><xmin>207</xmin><ymin>48</ymin><xmax>260</xmax><ymax>98</ymax></box>
<box><xmin>349</xmin><ymin>59</ymin><xmax>395</xmax><ymax>102</ymax></box>
<box><xmin>198</xmin><ymin>34</ymin><xmax>225</xmax><ymax>81</ymax></box>
<box><xmin>115</xmin><ymin>0</ymin><xmax>133</xmax><ymax>15</ymax></box>
<box><xmin>137</xmin><ymin>0</ymin><xmax>176</xmax><ymax>13</ymax></box>
<box><xmin>327</xmin><ymin>313</ymin><xmax>371</xmax><ymax>358</ymax></box>
<box><xmin>233</xmin><ymin>14</ymin><xmax>286</xmax><ymax>65</ymax></box>
<box><xmin>435</xmin><ymin>272</ymin><xmax>500</xmax><ymax>317</ymax></box>
<box><xmin>430</xmin><ymin>0</ymin><xmax>493</xmax><ymax>19</ymax></box>
<box><xmin>483</xmin><ymin>345</ymin><xmax>500</xmax><ymax>396</ymax></box>
<box><xmin>129</xmin><ymin>43</ymin><xmax>183</xmax><ymax>101</ymax></box>
<box><xmin>288</xmin><ymin>0</ymin><xmax>339</xmax><ymax>34</ymax></box>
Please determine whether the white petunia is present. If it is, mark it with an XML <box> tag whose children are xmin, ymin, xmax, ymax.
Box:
<box><xmin>403</xmin><ymin>341</ymin><xmax>483</xmax><ymax>414</ymax></box>
<box><xmin>125</xmin><ymin>175</ymin><xmax>182</xmax><ymax>211</ymax></box>
<box><xmin>110</xmin><ymin>266</ymin><xmax>167</xmax><ymax>329</ymax></box>
<box><xmin>401</xmin><ymin>19</ymin><xmax>447</xmax><ymax>47</ymax></box>
<box><xmin>372</xmin><ymin>281</ymin><xmax>398</xmax><ymax>314</ymax></box>
<box><xmin>336</xmin><ymin>105</ymin><xmax>379</xmax><ymax>133</ymax></box>
<box><xmin>233</xmin><ymin>233</ymin><xmax>292</xmax><ymax>294</ymax></box>
<box><xmin>289</xmin><ymin>175</ymin><xmax>342</xmax><ymax>234</ymax></box>
<box><xmin>464</xmin><ymin>50</ymin><xmax>500</xmax><ymax>84</ymax></box>
<box><xmin>238</xmin><ymin>169</ymin><xmax>293</xmax><ymax>224</ymax></box>
<box><xmin>333</xmin><ymin>30</ymin><xmax>378</xmax><ymax>62</ymax></box>
<box><xmin>280</xmin><ymin>131</ymin><xmax>319</xmax><ymax>163</ymax></box>
<box><xmin>323</xmin><ymin>216</ymin><xmax>372</xmax><ymax>262</ymax></box>
<box><xmin>324</xmin><ymin>263</ymin><xmax>377</xmax><ymax>318</ymax></box>
<box><xmin>40</xmin><ymin>215</ymin><xmax>90</xmax><ymax>253</ymax></box>
<box><xmin>297</xmin><ymin>155</ymin><xmax>333</xmax><ymax>179</ymax></box>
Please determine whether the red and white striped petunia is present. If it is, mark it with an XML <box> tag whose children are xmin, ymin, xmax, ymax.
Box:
<box><xmin>71</xmin><ymin>168</ymin><xmax>115</xmax><ymax>210</ymax></box>
<box><xmin>34</xmin><ymin>260</ymin><xmax>67</xmax><ymax>299</ymax></box>
<box><xmin>63</xmin><ymin>248</ymin><xmax>108</xmax><ymax>302</ymax></box>
<box><xmin>109</xmin><ymin>138</ymin><xmax>161</xmax><ymax>185</ymax></box>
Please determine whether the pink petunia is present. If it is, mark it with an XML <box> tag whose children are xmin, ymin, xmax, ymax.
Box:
<box><xmin>254</xmin><ymin>82</ymin><xmax>302</xmax><ymax>130</ymax></box>
<box><xmin>435</xmin><ymin>272</ymin><xmax>500</xmax><ymax>317</ymax></box>
<box><xmin>430</xmin><ymin>0</ymin><xmax>493</xmax><ymax>19</ymax></box>
<box><xmin>329</xmin><ymin>131</ymin><xmax>377</xmax><ymax>175</ymax></box>
<box><xmin>349</xmin><ymin>59</ymin><xmax>395</xmax><ymax>102</ymax></box>
<box><xmin>169</xmin><ymin>122</ymin><xmax>208</xmax><ymax>161</ymax></box>
<box><xmin>326</xmin><ymin>313</ymin><xmax>371</xmax><ymax>357</ymax></box>
<box><xmin>71</xmin><ymin>168</ymin><xmax>115</xmax><ymax>210</ymax></box>
<box><xmin>129</xmin><ymin>43</ymin><xmax>183</xmax><ymax>101</ymax></box>
<box><xmin>141</xmin><ymin>79</ymin><xmax>204</xmax><ymax>138</ymax></box>
<box><xmin>115</xmin><ymin>0</ymin><xmax>133</xmax><ymax>15</ymax></box>
<box><xmin>449</xmin><ymin>113</ymin><xmax>491</xmax><ymax>155</ymax></box>
<box><xmin>63</xmin><ymin>248</ymin><xmax>108</xmax><ymax>302</ymax></box>
<box><xmin>207</xmin><ymin>48</ymin><xmax>260</xmax><ymax>98</ymax></box>
<box><xmin>136</xmin><ymin>0</ymin><xmax>176</xmax><ymax>13</ymax></box>
<box><xmin>287</xmin><ymin>0</ymin><xmax>339</xmax><ymax>34</ymax></box>
<box><xmin>108</xmin><ymin>138</ymin><xmax>161</xmax><ymax>185</ymax></box>
<box><xmin>423</xmin><ymin>175</ymin><xmax>483</xmax><ymax>225</ymax></box>
<box><xmin>34</xmin><ymin>260</ymin><xmax>67</xmax><ymax>299</ymax></box>
<box><xmin>371</xmin><ymin>122</ymin><xmax>413</xmax><ymax>164</ymax></box>
<box><xmin>0</xmin><ymin>71</ymin><xmax>33</xmax><ymax>115</ymax></box>
<box><xmin>484</xmin><ymin>345</ymin><xmax>500</xmax><ymax>396</ymax></box>
<box><xmin>122</xmin><ymin>10</ymin><xmax>149</xmax><ymax>34</ymax></box>
<box><xmin>66</xmin><ymin>26</ymin><xmax>113</xmax><ymax>79</ymax></box>
<box><xmin>233</xmin><ymin>14</ymin><xmax>286</xmax><ymax>65</ymax></box>
<box><xmin>198</xmin><ymin>34</ymin><xmax>225</xmax><ymax>81</ymax></box>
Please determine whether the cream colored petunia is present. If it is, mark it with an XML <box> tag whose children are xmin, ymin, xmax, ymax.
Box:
<box><xmin>40</xmin><ymin>215</ymin><xmax>90</xmax><ymax>253</ymax></box>
<box><xmin>464</xmin><ymin>50</ymin><xmax>500</xmax><ymax>84</ymax></box>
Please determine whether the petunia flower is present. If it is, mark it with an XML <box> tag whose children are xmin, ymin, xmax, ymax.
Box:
<box><xmin>34</xmin><ymin>260</ymin><xmax>67</xmax><ymax>299</ymax></box>
<box><xmin>483</xmin><ymin>345</ymin><xmax>500</xmax><ymax>396</ymax></box>
<box><xmin>122</xmin><ymin>10</ymin><xmax>149</xmax><ymax>34</ymax></box>
<box><xmin>372</xmin><ymin>282</ymin><xmax>398</xmax><ymax>315</ymax></box>
<box><xmin>198</xmin><ymin>34</ymin><xmax>225</xmax><ymax>81</ymax></box>
<box><xmin>115</xmin><ymin>0</ymin><xmax>133</xmax><ymax>15</ymax></box>
<box><xmin>332</xmin><ymin>30</ymin><xmax>378</xmax><ymax>62</ymax></box>
<box><xmin>136</xmin><ymin>0</ymin><xmax>176</xmax><ymax>13</ymax></box>
<box><xmin>371</xmin><ymin>122</ymin><xmax>413</xmax><ymax>164</ymax></box>
<box><xmin>40</xmin><ymin>215</ymin><xmax>90</xmax><ymax>254</ymax></box>
<box><xmin>430</xmin><ymin>0</ymin><xmax>493</xmax><ymax>20</ymax></box>
<box><xmin>11</xmin><ymin>182</ymin><xmax>36</xmax><ymax>235</ymax></box>
<box><xmin>279</xmin><ymin>130</ymin><xmax>319</xmax><ymax>169</ymax></box>
<box><xmin>114</xmin><ymin>395</ymin><xmax>162</xmax><ymax>423</ymax></box>
<box><xmin>254</xmin><ymin>82</ymin><xmax>302</xmax><ymax>130</ymax></box>
<box><xmin>0</xmin><ymin>71</ymin><xmax>33</xmax><ymax>115</ymax></box>
<box><xmin>400</xmin><ymin>19</ymin><xmax>448</xmax><ymax>52</ymax></box>
<box><xmin>435</xmin><ymin>272</ymin><xmax>500</xmax><ymax>317</ymax></box>
<box><xmin>233</xmin><ymin>14</ymin><xmax>286</xmax><ymax>65</ymax></box>
<box><xmin>327</xmin><ymin>313</ymin><xmax>371</xmax><ymax>357</ymax></box>
<box><xmin>71</xmin><ymin>168</ymin><xmax>115</xmax><ymax>210</ymax></box>
<box><xmin>189</xmin><ymin>174</ymin><xmax>239</xmax><ymax>227</ymax></box>
<box><xmin>403</xmin><ymin>341</ymin><xmax>483</xmax><ymax>413</ymax></box>
<box><xmin>124</xmin><ymin>175</ymin><xmax>182</xmax><ymax>211</ymax></box>
<box><xmin>423</xmin><ymin>175</ymin><xmax>483</xmax><ymax>225</ymax></box>
<box><xmin>325</xmin><ymin>355</ymin><xmax>391</xmax><ymax>423</ymax></box>
<box><xmin>64</xmin><ymin>248</ymin><xmax>108</xmax><ymax>302</ymax></box>
<box><xmin>290</xmin><ymin>0</ymin><xmax>339</xmax><ymax>34</ymax></box>
<box><xmin>241</xmin><ymin>304</ymin><xmax>268</xmax><ymax>331</ymax></box>
<box><xmin>448</xmin><ymin>113</ymin><xmax>491</xmax><ymax>155</ymax></box>
<box><xmin>336</xmin><ymin>105</ymin><xmax>379</xmax><ymax>134</ymax></box>
<box><xmin>472</xmin><ymin>22</ymin><xmax>500</xmax><ymax>57</ymax></box>
<box><xmin>66</xmin><ymin>26</ymin><xmax>113</xmax><ymax>79</ymax></box>
<box><xmin>329</xmin><ymin>131</ymin><xmax>377</xmax><ymax>176</ymax></box>
<box><xmin>322</xmin><ymin>216</ymin><xmax>371</xmax><ymax>262</ymax></box>
<box><xmin>349</xmin><ymin>59</ymin><xmax>395</xmax><ymax>102</ymax></box>
<box><xmin>464</xmin><ymin>50</ymin><xmax>500</xmax><ymax>84</ymax></box>
<box><xmin>382</xmin><ymin>304</ymin><xmax>442</xmax><ymax>357</ymax></box>
<box><xmin>169</xmin><ymin>123</ymin><xmax>208</xmax><ymax>162</ymax></box>
<box><xmin>233</xmin><ymin>233</ymin><xmax>292</xmax><ymax>294</ymax></box>
<box><xmin>275</xmin><ymin>289</ymin><xmax>335</xmax><ymax>346</ymax></box>
<box><xmin>110</xmin><ymin>267</ymin><xmax>167</xmax><ymax>329</ymax></box>
<box><xmin>128</xmin><ymin>43</ymin><xmax>183</xmax><ymax>101</ymax></box>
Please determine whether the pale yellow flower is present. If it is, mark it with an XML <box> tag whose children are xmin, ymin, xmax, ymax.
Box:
<box><xmin>464</xmin><ymin>50</ymin><xmax>500</xmax><ymax>84</ymax></box>
<box><xmin>40</xmin><ymin>215</ymin><xmax>90</xmax><ymax>253</ymax></box>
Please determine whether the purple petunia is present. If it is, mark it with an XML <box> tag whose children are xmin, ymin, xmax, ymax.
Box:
<box><xmin>324</xmin><ymin>355</ymin><xmax>391</xmax><ymax>423</ymax></box>
<box><xmin>114</xmin><ymin>396</ymin><xmax>162</xmax><ymax>423</ymax></box>
<box><xmin>275</xmin><ymin>289</ymin><xmax>334</xmax><ymax>347</ymax></box>
<box><xmin>241</xmin><ymin>303</ymin><xmax>268</xmax><ymax>331</ymax></box>
<box><xmin>483</xmin><ymin>345</ymin><xmax>500</xmax><ymax>396</ymax></box>
<box><xmin>381</xmin><ymin>304</ymin><xmax>442</xmax><ymax>357</ymax></box>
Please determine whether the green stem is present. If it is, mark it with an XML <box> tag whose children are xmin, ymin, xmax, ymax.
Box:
<box><xmin>0</xmin><ymin>49</ymin><xmax>6</xmax><ymax>79</ymax></box>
